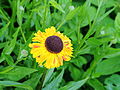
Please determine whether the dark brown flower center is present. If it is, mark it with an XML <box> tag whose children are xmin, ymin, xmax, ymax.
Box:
<box><xmin>45</xmin><ymin>36</ymin><xmax>63</xmax><ymax>53</ymax></box>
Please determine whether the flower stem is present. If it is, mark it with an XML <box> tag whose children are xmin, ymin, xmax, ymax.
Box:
<box><xmin>20</xmin><ymin>27</ymin><xmax>26</xmax><ymax>43</ymax></box>
<box><xmin>75</xmin><ymin>0</ymin><xmax>103</xmax><ymax>56</ymax></box>
<box><xmin>42</xmin><ymin>0</ymin><xmax>47</xmax><ymax>29</ymax></box>
<box><xmin>57</xmin><ymin>20</ymin><xmax>65</xmax><ymax>30</ymax></box>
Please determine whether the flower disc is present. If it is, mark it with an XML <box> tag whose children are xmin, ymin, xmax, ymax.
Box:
<box><xmin>45</xmin><ymin>36</ymin><xmax>63</xmax><ymax>53</ymax></box>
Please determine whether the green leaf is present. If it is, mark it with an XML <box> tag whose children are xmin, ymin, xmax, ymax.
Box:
<box><xmin>104</xmin><ymin>47</ymin><xmax>120</xmax><ymax>58</ymax></box>
<box><xmin>43</xmin><ymin>69</ymin><xmax>64</xmax><ymax>90</ymax></box>
<box><xmin>49</xmin><ymin>0</ymin><xmax>65</xmax><ymax>13</ymax></box>
<box><xmin>0</xmin><ymin>81</ymin><xmax>33</xmax><ymax>90</ymax></box>
<box><xmin>43</xmin><ymin>68</ymin><xmax>54</xmax><ymax>87</ymax></box>
<box><xmin>93</xmin><ymin>55</ymin><xmax>120</xmax><ymax>77</ymax></box>
<box><xmin>59</xmin><ymin>77</ymin><xmax>88</xmax><ymax>90</ymax></box>
<box><xmin>80</xmin><ymin>6</ymin><xmax>96</xmax><ymax>27</ymax></box>
<box><xmin>91</xmin><ymin>0</ymin><xmax>115</xmax><ymax>8</ymax></box>
<box><xmin>0</xmin><ymin>9</ymin><xmax>9</xmax><ymax>21</ymax></box>
<box><xmin>0</xmin><ymin>66</ymin><xmax>14</xmax><ymax>74</ymax></box>
<box><xmin>0</xmin><ymin>27</ymin><xmax>20</xmax><ymax>63</ymax></box>
<box><xmin>0</xmin><ymin>66</ymin><xmax>37</xmax><ymax>81</ymax></box>
<box><xmin>95</xmin><ymin>17</ymin><xmax>115</xmax><ymax>40</ymax></box>
<box><xmin>0</xmin><ymin>42</ymin><xmax>8</xmax><ymax>49</ymax></box>
<box><xmin>105</xmin><ymin>74</ymin><xmax>120</xmax><ymax>90</ymax></box>
<box><xmin>17</xmin><ymin>33</ymin><xmax>34</xmax><ymax>61</ymax></box>
<box><xmin>115</xmin><ymin>12</ymin><xmax>120</xmax><ymax>43</ymax></box>
<box><xmin>66</xmin><ymin>7</ymin><xmax>80</xmax><ymax>21</ymax></box>
<box><xmin>2</xmin><ymin>27</ymin><xmax>20</xmax><ymax>55</ymax></box>
<box><xmin>24</xmin><ymin>33</ymin><xmax>34</xmax><ymax>48</ymax></box>
<box><xmin>88</xmin><ymin>79</ymin><xmax>105</xmax><ymax>90</ymax></box>
<box><xmin>2</xmin><ymin>54</ymin><xmax>15</xmax><ymax>66</ymax></box>
<box><xmin>0</xmin><ymin>22</ymin><xmax>10</xmax><ymax>37</ymax></box>
<box><xmin>115</xmin><ymin>12</ymin><xmax>120</xmax><ymax>30</ymax></box>
<box><xmin>15</xmin><ymin>72</ymin><xmax>42</xmax><ymax>90</ymax></box>
<box><xmin>69</xmin><ymin>65</ymin><xmax>82</xmax><ymax>81</ymax></box>
<box><xmin>98</xmin><ymin>7</ymin><xmax>115</xmax><ymax>23</ymax></box>
<box><xmin>17</xmin><ymin>0</ymin><xmax>24</xmax><ymax>26</ymax></box>
<box><xmin>86</xmin><ymin>37</ymin><xmax>102</xmax><ymax>47</ymax></box>
<box><xmin>70</xmin><ymin>56</ymin><xmax>87</xmax><ymax>68</ymax></box>
<box><xmin>0</xmin><ymin>86</ymin><xmax>3</xmax><ymax>90</ymax></box>
<box><xmin>69</xmin><ymin>32</ymin><xmax>78</xmax><ymax>42</ymax></box>
<box><xmin>76</xmin><ymin>47</ymin><xmax>91</xmax><ymax>55</ymax></box>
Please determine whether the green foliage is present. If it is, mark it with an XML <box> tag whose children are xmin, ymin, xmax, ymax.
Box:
<box><xmin>42</xmin><ymin>68</ymin><xmax>54</xmax><ymax>87</ymax></box>
<box><xmin>49</xmin><ymin>0</ymin><xmax>65</xmax><ymax>13</ymax></box>
<box><xmin>0</xmin><ymin>81</ymin><xmax>33</xmax><ymax>90</ymax></box>
<box><xmin>88</xmin><ymin>79</ymin><xmax>105</xmax><ymax>90</ymax></box>
<box><xmin>105</xmin><ymin>74</ymin><xmax>120</xmax><ymax>90</ymax></box>
<box><xmin>93</xmin><ymin>55</ymin><xmax>120</xmax><ymax>77</ymax></box>
<box><xmin>0</xmin><ymin>66</ymin><xmax>37</xmax><ymax>81</ymax></box>
<box><xmin>59</xmin><ymin>77</ymin><xmax>88</xmax><ymax>90</ymax></box>
<box><xmin>15</xmin><ymin>72</ymin><xmax>42</xmax><ymax>90</ymax></box>
<box><xmin>43</xmin><ymin>69</ymin><xmax>64</xmax><ymax>90</ymax></box>
<box><xmin>0</xmin><ymin>0</ymin><xmax>120</xmax><ymax>89</ymax></box>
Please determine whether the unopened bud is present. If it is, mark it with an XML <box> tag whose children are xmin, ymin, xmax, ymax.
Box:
<box><xmin>19</xmin><ymin>6</ymin><xmax>24</xmax><ymax>11</ymax></box>
<box><xmin>21</xmin><ymin>49</ymin><xmax>28</xmax><ymax>57</ymax></box>
<box><xmin>69</xmin><ymin>6</ymin><xmax>75</xmax><ymax>11</ymax></box>
<box><xmin>100</xmin><ymin>30</ymin><xmax>105</xmax><ymax>35</ymax></box>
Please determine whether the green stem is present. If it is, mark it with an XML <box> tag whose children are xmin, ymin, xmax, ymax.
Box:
<box><xmin>42</xmin><ymin>0</ymin><xmax>47</xmax><ymax>29</ymax></box>
<box><xmin>76</xmin><ymin>17</ymin><xmax>81</xmax><ymax>44</ymax></box>
<box><xmin>57</xmin><ymin>20</ymin><xmax>65</xmax><ymax>30</ymax></box>
<box><xmin>75</xmin><ymin>0</ymin><xmax>103</xmax><ymax>56</ymax></box>
<box><xmin>83</xmin><ymin>55</ymin><xmax>102</xmax><ymax>78</ymax></box>
<box><xmin>20</xmin><ymin>27</ymin><xmax>26</xmax><ymax>43</ymax></box>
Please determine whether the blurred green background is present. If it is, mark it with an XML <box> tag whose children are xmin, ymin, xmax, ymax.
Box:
<box><xmin>0</xmin><ymin>0</ymin><xmax>120</xmax><ymax>90</ymax></box>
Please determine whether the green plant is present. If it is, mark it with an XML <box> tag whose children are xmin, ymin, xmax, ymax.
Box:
<box><xmin>0</xmin><ymin>0</ymin><xmax>120</xmax><ymax>90</ymax></box>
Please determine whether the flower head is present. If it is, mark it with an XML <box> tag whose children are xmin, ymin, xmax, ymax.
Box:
<box><xmin>29</xmin><ymin>26</ymin><xmax>73</xmax><ymax>69</ymax></box>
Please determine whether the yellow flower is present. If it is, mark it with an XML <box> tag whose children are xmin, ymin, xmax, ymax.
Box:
<box><xmin>29</xmin><ymin>26</ymin><xmax>73</xmax><ymax>69</ymax></box>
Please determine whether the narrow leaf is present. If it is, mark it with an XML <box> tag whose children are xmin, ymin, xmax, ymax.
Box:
<box><xmin>2</xmin><ymin>27</ymin><xmax>20</xmax><ymax>55</ymax></box>
<box><xmin>93</xmin><ymin>55</ymin><xmax>120</xmax><ymax>77</ymax></box>
<box><xmin>2</xmin><ymin>54</ymin><xmax>15</xmax><ymax>66</ymax></box>
<box><xmin>0</xmin><ymin>66</ymin><xmax>14</xmax><ymax>74</ymax></box>
<box><xmin>66</xmin><ymin>7</ymin><xmax>80</xmax><ymax>21</ymax></box>
<box><xmin>0</xmin><ymin>81</ymin><xmax>33</xmax><ymax>90</ymax></box>
<box><xmin>43</xmin><ymin>69</ymin><xmax>64</xmax><ymax>90</ymax></box>
<box><xmin>49</xmin><ymin>0</ymin><xmax>65</xmax><ymax>13</ymax></box>
<box><xmin>115</xmin><ymin>12</ymin><xmax>120</xmax><ymax>30</ymax></box>
<box><xmin>88</xmin><ymin>79</ymin><xmax>105</xmax><ymax>90</ymax></box>
<box><xmin>59</xmin><ymin>77</ymin><xmax>88</xmax><ymax>90</ymax></box>
<box><xmin>0</xmin><ymin>22</ymin><xmax>10</xmax><ymax>37</ymax></box>
<box><xmin>105</xmin><ymin>74</ymin><xmax>120</xmax><ymax>90</ymax></box>
<box><xmin>43</xmin><ymin>68</ymin><xmax>54</xmax><ymax>87</ymax></box>
<box><xmin>15</xmin><ymin>72</ymin><xmax>42</xmax><ymax>90</ymax></box>
<box><xmin>0</xmin><ymin>42</ymin><xmax>8</xmax><ymax>49</ymax></box>
<box><xmin>0</xmin><ymin>66</ymin><xmax>37</xmax><ymax>81</ymax></box>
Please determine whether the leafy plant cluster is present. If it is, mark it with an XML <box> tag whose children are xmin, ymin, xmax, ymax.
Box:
<box><xmin>0</xmin><ymin>0</ymin><xmax>120</xmax><ymax>90</ymax></box>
